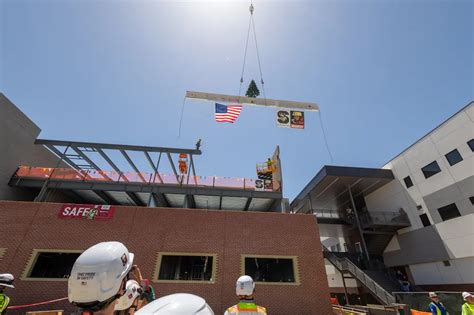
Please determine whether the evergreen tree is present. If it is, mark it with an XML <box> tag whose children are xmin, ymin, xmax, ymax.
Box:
<box><xmin>245</xmin><ymin>80</ymin><xmax>260</xmax><ymax>98</ymax></box>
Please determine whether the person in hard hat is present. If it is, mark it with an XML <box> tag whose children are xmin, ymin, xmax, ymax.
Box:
<box><xmin>114</xmin><ymin>280</ymin><xmax>142</xmax><ymax>315</ymax></box>
<box><xmin>0</xmin><ymin>274</ymin><xmax>14</xmax><ymax>315</ymax></box>
<box><xmin>135</xmin><ymin>293</ymin><xmax>214</xmax><ymax>315</ymax></box>
<box><xmin>68</xmin><ymin>241</ymin><xmax>135</xmax><ymax>315</ymax></box>
<box><xmin>224</xmin><ymin>276</ymin><xmax>267</xmax><ymax>315</ymax></box>
<box><xmin>462</xmin><ymin>292</ymin><xmax>474</xmax><ymax>315</ymax></box>
<box><xmin>266</xmin><ymin>158</ymin><xmax>273</xmax><ymax>172</ymax></box>
<box><xmin>428</xmin><ymin>292</ymin><xmax>449</xmax><ymax>315</ymax></box>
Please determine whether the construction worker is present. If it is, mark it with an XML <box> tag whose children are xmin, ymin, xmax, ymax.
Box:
<box><xmin>462</xmin><ymin>292</ymin><xmax>474</xmax><ymax>315</ymax></box>
<box><xmin>428</xmin><ymin>292</ymin><xmax>449</xmax><ymax>315</ymax></box>
<box><xmin>68</xmin><ymin>241</ymin><xmax>135</xmax><ymax>315</ymax></box>
<box><xmin>114</xmin><ymin>280</ymin><xmax>142</xmax><ymax>314</ymax></box>
<box><xmin>266</xmin><ymin>158</ymin><xmax>272</xmax><ymax>172</ymax></box>
<box><xmin>224</xmin><ymin>276</ymin><xmax>267</xmax><ymax>315</ymax></box>
<box><xmin>0</xmin><ymin>274</ymin><xmax>14</xmax><ymax>315</ymax></box>
<box><xmin>135</xmin><ymin>293</ymin><xmax>214</xmax><ymax>314</ymax></box>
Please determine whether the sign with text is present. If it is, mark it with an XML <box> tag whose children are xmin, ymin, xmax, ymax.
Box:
<box><xmin>59</xmin><ymin>204</ymin><xmax>115</xmax><ymax>220</ymax></box>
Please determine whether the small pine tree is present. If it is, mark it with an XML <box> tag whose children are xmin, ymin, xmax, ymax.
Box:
<box><xmin>245</xmin><ymin>80</ymin><xmax>260</xmax><ymax>98</ymax></box>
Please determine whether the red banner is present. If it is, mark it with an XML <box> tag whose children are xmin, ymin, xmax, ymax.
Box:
<box><xmin>58</xmin><ymin>204</ymin><xmax>115</xmax><ymax>220</ymax></box>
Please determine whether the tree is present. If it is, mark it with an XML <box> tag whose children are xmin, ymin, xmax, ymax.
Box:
<box><xmin>245</xmin><ymin>80</ymin><xmax>260</xmax><ymax>98</ymax></box>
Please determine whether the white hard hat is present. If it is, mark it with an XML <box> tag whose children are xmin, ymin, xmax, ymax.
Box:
<box><xmin>68</xmin><ymin>242</ymin><xmax>134</xmax><ymax>309</ymax></box>
<box><xmin>0</xmin><ymin>273</ymin><xmax>14</xmax><ymax>288</ymax></box>
<box><xmin>429</xmin><ymin>292</ymin><xmax>438</xmax><ymax>298</ymax></box>
<box><xmin>462</xmin><ymin>292</ymin><xmax>473</xmax><ymax>300</ymax></box>
<box><xmin>236</xmin><ymin>275</ymin><xmax>255</xmax><ymax>296</ymax></box>
<box><xmin>115</xmin><ymin>280</ymin><xmax>141</xmax><ymax>311</ymax></box>
<box><xmin>135</xmin><ymin>293</ymin><xmax>214</xmax><ymax>315</ymax></box>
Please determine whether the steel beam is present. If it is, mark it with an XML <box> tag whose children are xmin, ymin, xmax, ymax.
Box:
<box><xmin>45</xmin><ymin>145</ymin><xmax>79</xmax><ymax>170</ymax></box>
<box><xmin>184</xmin><ymin>195</ymin><xmax>196</xmax><ymax>209</ymax></box>
<box><xmin>93</xmin><ymin>190</ymin><xmax>119</xmax><ymax>205</ymax></box>
<box><xmin>36</xmin><ymin>139</ymin><xmax>202</xmax><ymax>155</ymax></box>
<box><xmin>244</xmin><ymin>198</ymin><xmax>252</xmax><ymax>211</ymax></box>
<box><xmin>126</xmin><ymin>192</ymin><xmax>146</xmax><ymax>206</ymax></box>
<box><xmin>166</xmin><ymin>153</ymin><xmax>180</xmax><ymax>183</ymax></box>
<box><xmin>151</xmin><ymin>193</ymin><xmax>169</xmax><ymax>207</ymax></box>
<box><xmin>144</xmin><ymin>151</ymin><xmax>163</xmax><ymax>184</ymax></box>
<box><xmin>219</xmin><ymin>196</ymin><xmax>223</xmax><ymax>210</ymax></box>
<box><xmin>120</xmin><ymin>150</ymin><xmax>147</xmax><ymax>183</ymax></box>
<box><xmin>96</xmin><ymin>148</ymin><xmax>128</xmax><ymax>182</ymax></box>
<box><xmin>71</xmin><ymin>147</ymin><xmax>112</xmax><ymax>181</ymax></box>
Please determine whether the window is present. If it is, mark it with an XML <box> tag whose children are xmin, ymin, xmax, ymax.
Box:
<box><xmin>403</xmin><ymin>176</ymin><xmax>414</xmax><ymax>188</ymax></box>
<box><xmin>155</xmin><ymin>253</ymin><xmax>216</xmax><ymax>283</ymax></box>
<box><xmin>470</xmin><ymin>197</ymin><xmax>474</xmax><ymax>205</ymax></box>
<box><xmin>23</xmin><ymin>250</ymin><xmax>82</xmax><ymax>280</ymax></box>
<box><xmin>419</xmin><ymin>213</ymin><xmax>431</xmax><ymax>227</ymax></box>
<box><xmin>421</xmin><ymin>161</ymin><xmax>441</xmax><ymax>179</ymax></box>
<box><xmin>445</xmin><ymin>149</ymin><xmax>463</xmax><ymax>166</ymax></box>
<box><xmin>242</xmin><ymin>255</ymin><xmax>299</xmax><ymax>284</ymax></box>
<box><xmin>468</xmin><ymin>139</ymin><xmax>474</xmax><ymax>152</ymax></box>
<box><xmin>438</xmin><ymin>203</ymin><xmax>461</xmax><ymax>221</ymax></box>
<box><xmin>416</xmin><ymin>205</ymin><xmax>423</xmax><ymax>210</ymax></box>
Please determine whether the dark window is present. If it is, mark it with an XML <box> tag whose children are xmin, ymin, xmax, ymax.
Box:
<box><xmin>244</xmin><ymin>257</ymin><xmax>296</xmax><ymax>283</ymax></box>
<box><xmin>403</xmin><ymin>176</ymin><xmax>414</xmax><ymax>188</ymax></box>
<box><xmin>416</xmin><ymin>205</ymin><xmax>423</xmax><ymax>210</ymax></box>
<box><xmin>468</xmin><ymin>139</ymin><xmax>474</xmax><ymax>152</ymax></box>
<box><xmin>158</xmin><ymin>255</ymin><xmax>214</xmax><ymax>281</ymax></box>
<box><xmin>443</xmin><ymin>260</ymin><xmax>451</xmax><ymax>267</ymax></box>
<box><xmin>445</xmin><ymin>149</ymin><xmax>463</xmax><ymax>166</ymax></box>
<box><xmin>419</xmin><ymin>213</ymin><xmax>431</xmax><ymax>227</ymax></box>
<box><xmin>438</xmin><ymin>203</ymin><xmax>461</xmax><ymax>221</ymax></box>
<box><xmin>421</xmin><ymin>161</ymin><xmax>441</xmax><ymax>179</ymax></box>
<box><xmin>29</xmin><ymin>252</ymin><xmax>81</xmax><ymax>279</ymax></box>
<box><xmin>470</xmin><ymin>197</ymin><xmax>474</xmax><ymax>205</ymax></box>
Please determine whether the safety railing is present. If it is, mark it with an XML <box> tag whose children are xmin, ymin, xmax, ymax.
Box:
<box><xmin>359</xmin><ymin>211</ymin><xmax>410</xmax><ymax>227</ymax></box>
<box><xmin>13</xmin><ymin>166</ymin><xmax>278</xmax><ymax>192</ymax></box>
<box><xmin>323</xmin><ymin>247</ymin><xmax>396</xmax><ymax>305</ymax></box>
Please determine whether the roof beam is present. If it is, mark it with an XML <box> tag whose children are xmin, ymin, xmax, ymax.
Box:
<box><xmin>120</xmin><ymin>150</ymin><xmax>147</xmax><ymax>183</ymax></box>
<box><xmin>93</xmin><ymin>190</ymin><xmax>119</xmax><ymax>205</ymax></box>
<box><xmin>166</xmin><ymin>153</ymin><xmax>180</xmax><ymax>183</ymax></box>
<box><xmin>151</xmin><ymin>193</ymin><xmax>169</xmax><ymax>208</ymax></box>
<box><xmin>45</xmin><ymin>145</ymin><xmax>80</xmax><ymax>170</ymax></box>
<box><xmin>96</xmin><ymin>148</ymin><xmax>129</xmax><ymax>182</ymax></box>
<box><xmin>36</xmin><ymin>139</ymin><xmax>202</xmax><ymax>155</ymax></box>
<box><xmin>126</xmin><ymin>191</ymin><xmax>146</xmax><ymax>206</ymax></box>
<box><xmin>144</xmin><ymin>151</ymin><xmax>163</xmax><ymax>184</ymax></box>
<box><xmin>244</xmin><ymin>197</ymin><xmax>252</xmax><ymax>211</ymax></box>
<box><xmin>71</xmin><ymin>147</ymin><xmax>112</xmax><ymax>181</ymax></box>
<box><xmin>184</xmin><ymin>195</ymin><xmax>196</xmax><ymax>209</ymax></box>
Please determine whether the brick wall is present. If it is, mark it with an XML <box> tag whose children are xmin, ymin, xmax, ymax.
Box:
<box><xmin>0</xmin><ymin>200</ymin><xmax>332</xmax><ymax>315</ymax></box>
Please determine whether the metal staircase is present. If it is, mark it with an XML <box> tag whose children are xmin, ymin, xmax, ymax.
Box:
<box><xmin>323</xmin><ymin>248</ymin><xmax>396</xmax><ymax>305</ymax></box>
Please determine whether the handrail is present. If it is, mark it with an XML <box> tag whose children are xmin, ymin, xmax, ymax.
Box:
<box><xmin>323</xmin><ymin>248</ymin><xmax>396</xmax><ymax>305</ymax></box>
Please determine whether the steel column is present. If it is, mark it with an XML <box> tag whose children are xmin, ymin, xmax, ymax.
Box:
<box><xmin>348</xmin><ymin>186</ymin><xmax>371</xmax><ymax>262</ymax></box>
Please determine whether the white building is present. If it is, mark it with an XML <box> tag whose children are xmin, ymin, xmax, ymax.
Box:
<box><xmin>291</xmin><ymin>101</ymin><xmax>474</xmax><ymax>301</ymax></box>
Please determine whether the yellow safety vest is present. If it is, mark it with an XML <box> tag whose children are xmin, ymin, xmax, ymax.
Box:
<box><xmin>430</xmin><ymin>302</ymin><xmax>448</xmax><ymax>315</ymax></box>
<box><xmin>0</xmin><ymin>294</ymin><xmax>10</xmax><ymax>313</ymax></box>
<box><xmin>462</xmin><ymin>303</ymin><xmax>474</xmax><ymax>315</ymax></box>
<box><xmin>225</xmin><ymin>301</ymin><xmax>267</xmax><ymax>315</ymax></box>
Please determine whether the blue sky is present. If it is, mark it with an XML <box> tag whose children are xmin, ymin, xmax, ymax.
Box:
<box><xmin>1</xmin><ymin>0</ymin><xmax>472</xmax><ymax>200</ymax></box>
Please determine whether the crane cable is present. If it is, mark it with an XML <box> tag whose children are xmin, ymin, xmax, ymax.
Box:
<box><xmin>239</xmin><ymin>1</ymin><xmax>267</xmax><ymax>104</ymax></box>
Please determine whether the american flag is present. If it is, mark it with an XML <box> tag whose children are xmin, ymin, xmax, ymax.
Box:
<box><xmin>215</xmin><ymin>103</ymin><xmax>243</xmax><ymax>123</ymax></box>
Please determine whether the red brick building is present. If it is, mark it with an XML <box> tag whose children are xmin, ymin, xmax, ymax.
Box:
<box><xmin>0</xmin><ymin>200</ymin><xmax>333</xmax><ymax>315</ymax></box>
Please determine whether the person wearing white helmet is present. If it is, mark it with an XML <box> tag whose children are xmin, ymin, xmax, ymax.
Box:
<box><xmin>135</xmin><ymin>293</ymin><xmax>214</xmax><ymax>315</ymax></box>
<box><xmin>0</xmin><ymin>274</ymin><xmax>14</xmax><ymax>315</ymax></box>
<box><xmin>114</xmin><ymin>280</ymin><xmax>142</xmax><ymax>315</ymax></box>
<box><xmin>224</xmin><ymin>276</ymin><xmax>267</xmax><ymax>315</ymax></box>
<box><xmin>68</xmin><ymin>241</ymin><xmax>135</xmax><ymax>314</ymax></box>
<box><xmin>462</xmin><ymin>292</ymin><xmax>474</xmax><ymax>315</ymax></box>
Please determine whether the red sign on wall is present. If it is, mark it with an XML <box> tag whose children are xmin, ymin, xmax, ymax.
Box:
<box><xmin>58</xmin><ymin>204</ymin><xmax>115</xmax><ymax>220</ymax></box>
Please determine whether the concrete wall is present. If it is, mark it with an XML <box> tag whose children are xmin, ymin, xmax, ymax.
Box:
<box><xmin>0</xmin><ymin>93</ymin><xmax>63</xmax><ymax>201</ymax></box>
<box><xmin>0</xmin><ymin>201</ymin><xmax>333</xmax><ymax>315</ymax></box>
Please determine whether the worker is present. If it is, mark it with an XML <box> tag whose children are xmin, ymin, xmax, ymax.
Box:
<box><xmin>224</xmin><ymin>275</ymin><xmax>267</xmax><ymax>315</ymax></box>
<box><xmin>266</xmin><ymin>158</ymin><xmax>272</xmax><ymax>171</ymax></box>
<box><xmin>140</xmin><ymin>279</ymin><xmax>156</xmax><ymax>304</ymax></box>
<box><xmin>428</xmin><ymin>292</ymin><xmax>449</xmax><ymax>315</ymax></box>
<box><xmin>462</xmin><ymin>292</ymin><xmax>474</xmax><ymax>315</ymax></box>
<box><xmin>114</xmin><ymin>280</ymin><xmax>142</xmax><ymax>315</ymax></box>
<box><xmin>196</xmin><ymin>139</ymin><xmax>202</xmax><ymax>150</ymax></box>
<box><xmin>135</xmin><ymin>293</ymin><xmax>214</xmax><ymax>314</ymax></box>
<box><xmin>0</xmin><ymin>274</ymin><xmax>14</xmax><ymax>315</ymax></box>
<box><xmin>68</xmin><ymin>241</ymin><xmax>135</xmax><ymax>315</ymax></box>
